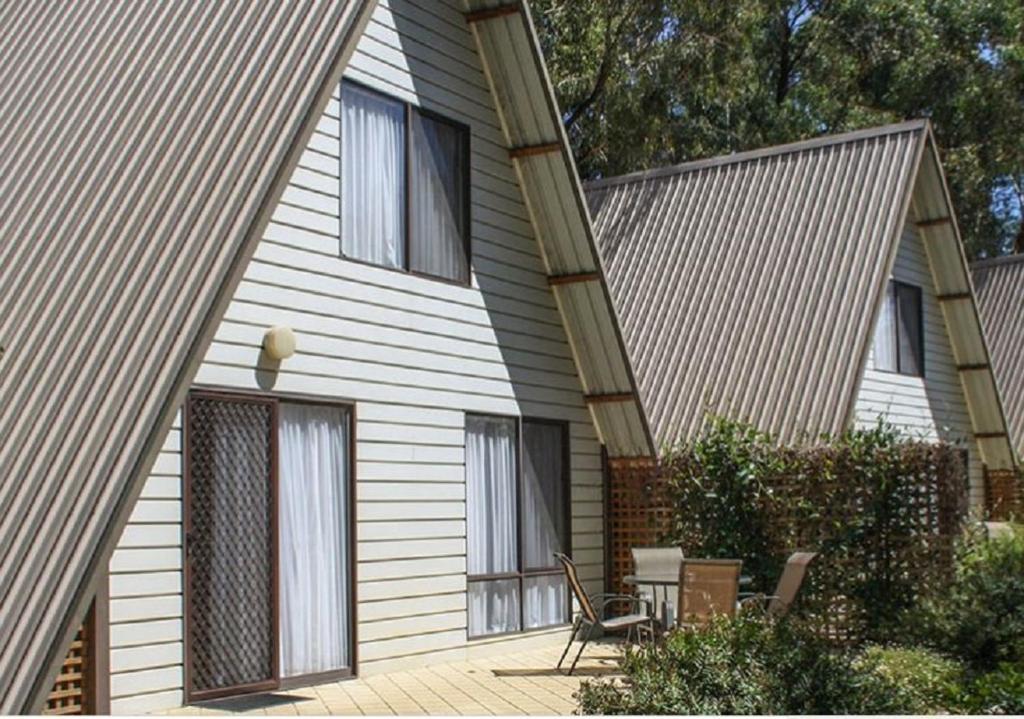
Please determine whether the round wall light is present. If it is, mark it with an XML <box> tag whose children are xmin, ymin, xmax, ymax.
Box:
<box><xmin>262</xmin><ymin>326</ymin><xmax>296</xmax><ymax>361</ymax></box>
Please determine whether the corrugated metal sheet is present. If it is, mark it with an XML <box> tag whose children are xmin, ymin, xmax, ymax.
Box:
<box><xmin>587</xmin><ymin>121</ymin><xmax>1016</xmax><ymax>469</ymax></box>
<box><xmin>973</xmin><ymin>255</ymin><xmax>1024</xmax><ymax>459</ymax></box>
<box><xmin>0</xmin><ymin>1</ymin><xmax>375</xmax><ymax>711</ymax></box>
<box><xmin>464</xmin><ymin>0</ymin><xmax>654</xmax><ymax>457</ymax></box>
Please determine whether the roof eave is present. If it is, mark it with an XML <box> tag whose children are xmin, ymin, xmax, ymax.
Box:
<box><xmin>465</xmin><ymin>0</ymin><xmax>656</xmax><ymax>458</ymax></box>
<box><xmin>909</xmin><ymin>129</ymin><xmax>1018</xmax><ymax>470</ymax></box>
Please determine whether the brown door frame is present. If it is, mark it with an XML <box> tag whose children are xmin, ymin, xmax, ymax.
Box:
<box><xmin>183</xmin><ymin>390</ymin><xmax>280</xmax><ymax>703</ymax></box>
<box><xmin>86</xmin><ymin>575</ymin><xmax>111</xmax><ymax>715</ymax></box>
<box><xmin>183</xmin><ymin>387</ymin><xmax>358</xmax><ymax>703</ymax></box>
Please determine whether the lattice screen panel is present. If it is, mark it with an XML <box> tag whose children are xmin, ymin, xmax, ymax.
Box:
<box><xmin>43</xmin><ymin>622</ymin><xmax>88</xmax><ymax>715</ymax></box>
<box><xmin>986</xmin><ymin>467</ymin><xmax>1023</xmax><ymax>521</ymax></box>
<box><xmin>606</xmin><ymin>457</ymin><xmax>670</xmax><ymax>597</ymax></box>
<box><xmin>187</xmin><ymin>395</ymin><xmax>276</xmax><ymax>698</ymax></box>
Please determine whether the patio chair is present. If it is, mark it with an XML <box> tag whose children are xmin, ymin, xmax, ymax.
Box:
<box><xmin>740</xmin><ymin>551</ymin><xmax>817</xmax><ymax>617</ymax></box>
<box><xmin>676</xmin><ymin>558</ymin><xmax>742</xmax><ymax>628</ymax></box>
<box><xmin>630</xmin><ymin>546</ymin><xmax>684</xmax><ymax>616</ymax></box>
<box><xmin>553</xmin><ymin>552</ymin><xmax>654</xmax><ymax>675</ymax></box>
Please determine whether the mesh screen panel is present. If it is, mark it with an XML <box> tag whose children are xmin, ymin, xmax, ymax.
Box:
<box><xmin>187</xmin><ymin>395</ymin><xmax>276</xmax><ymax>696</ymax></box>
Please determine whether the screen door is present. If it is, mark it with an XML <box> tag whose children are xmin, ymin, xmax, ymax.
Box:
<box><xmin>185</xmin><ymin>393</ymin><xmax>278</xmax><ymax>700</ymax></box>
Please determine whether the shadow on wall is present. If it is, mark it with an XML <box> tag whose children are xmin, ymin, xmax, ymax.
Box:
<box><xmin>390</xmin><ymin>1</ymin><xmax>590</xmax><ymax>426</ymax></box>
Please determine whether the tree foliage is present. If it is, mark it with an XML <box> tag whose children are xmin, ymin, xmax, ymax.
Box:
<box><xmin>533</xmin><ymin>0</ymin><xmax>1024</xmax><ymax>257</ymax></box>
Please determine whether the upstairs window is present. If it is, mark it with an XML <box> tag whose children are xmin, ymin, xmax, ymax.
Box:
<box><xmin>874</xmin><ymin>280</ymin><xmax>924</xmax><ymax>376</ymax></box>
<box><xmin>340</xmin><ymin>81</ymin><xmax>470</xmax><ymax>284</ymax></box>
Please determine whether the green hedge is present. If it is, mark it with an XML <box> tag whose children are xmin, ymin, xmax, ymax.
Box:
<box><xmin>576</xmin><ymin>615</ymin><xmax>918</xmax><ymax>714</ymax></box>
<box><xmin>661</xmin><ymin>418</ymin><xmax>968</xmax><ymax>641</ymax></box>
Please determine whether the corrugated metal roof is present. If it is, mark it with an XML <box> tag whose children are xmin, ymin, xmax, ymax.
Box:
<box><xmin>0</xmin><ymin>1</ymin><xmax>376</xmax><ymax>711</ymax></box>
<box><xmin>465</xmin><ymin>0</ymin><xmax>654</xmax><ymax>458</ymax></box>
<box><xmin>587</xmin><ymin>122</ymin><xmax>1016</xmax><ymax>469</ymax></box>
<box><xmin>973</xmin><ymin>255</ymin><xmax>1024</xmax><ymax>458</ymax></box>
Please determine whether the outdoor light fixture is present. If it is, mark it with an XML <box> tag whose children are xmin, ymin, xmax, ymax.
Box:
<box><xmin>262</xmin><ymin>326</ymin><xmax>296</xmax><ymax>361</ymax></box>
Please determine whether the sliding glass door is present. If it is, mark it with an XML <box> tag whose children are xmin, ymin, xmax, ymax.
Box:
<box><xmin>186</xmin><ymin>392</ymin><xmax>354</xmax><ymax>701</ymax></box>
<box><xmin>466</xmin><ymin>415</ymin><xmax>570</xmax><ymax>638</ymax></box>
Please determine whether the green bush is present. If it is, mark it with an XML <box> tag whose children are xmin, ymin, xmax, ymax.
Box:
<box><xmin>662</xmin><ymin>417</ymin><xmax>968</xmax><ymax>640</ymax></box>
<box><xmin>907</xmin><ymin>523</ymin><xmax>1024</xmax><ymax>672</ymax></box>
<box><xmin>576</xmin><ymin>615</ymin><xmax>916</xmax><ymax>715</ymax></box>
<box><xmin>962</xmin><ymin>662</ymin><xmax>1024</xmax><ymax>714</ymax></box>
<box><xmin>858</xmin><ymin>646</ymin><xmax>965</xmax><ymax>713</ymax></box>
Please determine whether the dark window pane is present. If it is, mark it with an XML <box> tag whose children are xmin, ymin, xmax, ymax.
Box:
<box><xmin>522</xmin><ymin>421</ymin><xmax>567</xmax><ymax>570</ymax></box>
<box><xmin>410</xmin><ymin>112</ymin><xmax>468</xmax><ymax>282</ymax></box>
<box><xmin>873</xmin><ymin>282</ymin><xmax>898</xmax><ymax>372</ymax></box>
<box><xmin>340</xmin><ymin>83</ymin><xmax>405</xmax><ymax>269</ymax></box>
<box><xmin>896</xmin><ymin>283</ymin><xmax>923</xmax><ymax>376</ymax></box>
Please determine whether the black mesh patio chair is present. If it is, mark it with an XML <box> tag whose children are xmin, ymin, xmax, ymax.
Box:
<box><xmin>553</xmin><ymin>552</ymin><xmax>654</xmax><ymax>675</ymax></box>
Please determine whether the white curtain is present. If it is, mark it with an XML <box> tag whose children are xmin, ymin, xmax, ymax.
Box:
<box><xmin>341</xmin><ymin>83</ymin><xmax>405</xmax><ymax>269</ymax></box>
<box><xmin>873</xmin><ymin>282</ymin><xmax>897</xmax><ymax>371</ymax></box>
<box><xmin>410</xmin><ymin>112</ymin><xmax>468</xmax><ymax>282</ymax></box>
<box><xmin>278</xmin><ymin>403</ymin><xmax>351</xmax><ymax>677</ymax></box>
<box><xmin>524</xmin><ymin>575</ymin><xmax>568</xmax><ymax>629</ymax></box>
<box><xmin>466</xmin><ymin>415</ymin><xmax>519</xmax><ymax>636</ymax></box>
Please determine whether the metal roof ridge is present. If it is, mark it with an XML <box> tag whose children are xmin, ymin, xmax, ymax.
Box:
<box><xmin>972</xmin><ymin>253</ymin><xmax>1024</xmax><ymax>270</ymax></box>
<box><xmin>584</xmin><ymin>119</ymin><xmax>929</xmax><ymax>191</ymax></box>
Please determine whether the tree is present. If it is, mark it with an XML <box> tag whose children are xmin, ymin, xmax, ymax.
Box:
<box><xmin>533</xmin><ymin>0</ymin><xmax>1024</xmax><ymax>258</ymax></box>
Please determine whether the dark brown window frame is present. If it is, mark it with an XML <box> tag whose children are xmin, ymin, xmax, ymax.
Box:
<box><xmin>465</xmin><ymin>413</ymin><xmax>573</xmax><ymax>640</ymax></box>
<box><xmin>183</xmin><ymin>387</ymin><xmax>359</xmax><ymax>702</ymax></box>
<box><xmin>339</xmin><ymin>79</ymin><xmax>472</xmax><ymax>287</ymax></box>
<box><xmin>875</xmin><ymin>279</ymin><xmax>925</xmax><ymax>378</ymax></box>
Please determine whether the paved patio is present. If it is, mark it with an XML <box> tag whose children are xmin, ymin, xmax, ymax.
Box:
<box><xmin>173</xmin><ymin>642</ymin><xmax>623</xmax><ymax>716</ymax></box>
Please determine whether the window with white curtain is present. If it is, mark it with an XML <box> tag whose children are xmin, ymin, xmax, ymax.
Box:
<box><xmin>340</xmin><ymin>80</ymin><xmax>470</xmax><ymax>284</ymax></box>
<box><xmin>873</xmin><ymin>280</ymin><xmax>924</xmax><ymax>376</ymax></box>
<box><xmin>466</xmin><ymin>415</ymin><xmax>570</xmax><ymax>638</ymax></box>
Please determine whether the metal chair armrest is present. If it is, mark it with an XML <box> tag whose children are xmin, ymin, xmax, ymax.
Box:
<box><xmin>593</xmin><ymin>593</ymin><xmax>651</xmax><ymax>618</ymax></box>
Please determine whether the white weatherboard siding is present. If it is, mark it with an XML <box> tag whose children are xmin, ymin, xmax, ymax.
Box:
<box><xmin>854</xmin><ymin>226</ymin><xmax>984</xmax><ymax>506</ymax></box>
<box><xmin>105</xmin><ymin>0</ymin><xmax>604</xmax><ymax>712</ymax></box>
<box><xmin>107</xmin><ymin>413</ymin><xmax>184</xmax><ymax>714</ymax></box>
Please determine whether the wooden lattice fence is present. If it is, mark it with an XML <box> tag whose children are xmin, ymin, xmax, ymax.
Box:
<box><xmin>606</xmin><ymin>439</ymin><xmax>972</xmax><ymax>643</ymax></box>
<box><xmin>986</xmin><ymin>467</ymin><xmax>1023</xmax><ymax>520</ymax></box>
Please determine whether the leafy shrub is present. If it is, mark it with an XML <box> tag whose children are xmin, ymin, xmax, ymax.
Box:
<box><xmin>662</xmin><ymin>417</ymin><xmax>784</xmax><ymax>588</ymax></box>
<box><xmin>661</xmin><ymin>418</ymin><xmax>968</xmax><ymax>641</ymax></box>
<box><xmin>907</xmin><ymin>523</ymin><xmax>1024</xmax><ymax>672</ymax></box>
<box><xmin>858</xmin><ymin>646</ymin><xmax>965</xmax><ymax>713</ymax></box>
<box><xmin>962</xmin><ymin>662</ymin><xmax>1024</xmax><ymax>714</ymax></box>
<box><xmin>576</xmin><ymin>615</ymin><xmax>916</xmax><ymax>715</ymax></box>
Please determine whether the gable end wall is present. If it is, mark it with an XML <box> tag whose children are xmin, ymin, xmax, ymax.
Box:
<box><xmin>103</xmin><ymin>1</ymin><xmax>604</xmax><ymax>712</ymax></box>
<box><xmin>854</xmin><ymin>224</ymin><xmax>985</xmax><ymax>506</ymax></box>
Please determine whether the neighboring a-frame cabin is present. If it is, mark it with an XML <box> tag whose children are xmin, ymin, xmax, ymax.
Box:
<box><xmin>0</xmin><ymin>0</ymin><xmax>651</xmax><ymax>713</ymax></box>
<box><xmin>587</xmin><ymin>122</ymin><xmax>1016</xmax><ymax>508</ymax></box>
<box><xmin>973</xmin><ymin>254</ymin><xmax>1024</xmax><ymax>471</ymax></box>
